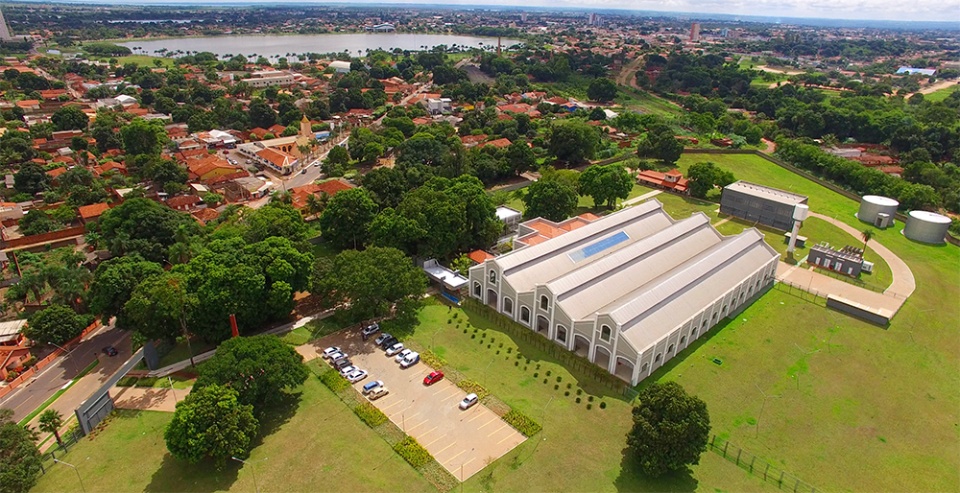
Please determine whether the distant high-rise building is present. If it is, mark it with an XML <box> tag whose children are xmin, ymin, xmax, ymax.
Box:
<box><xmin>690</xmin><ymin>22</ymin><xmax>701</xmax><ymax>42</ymax></box>
<box><xmin>587</xmin><ymin>13</ymin><xmax>600</xmax><ymax>26</ymax></box>
<box><xmin>720</xmin><ymin>27</ymin><xmax>729</xmax><ymax>38</ymax></box>
<box><xmin>520</xmin><ymin>12</ymin><xmax>528</xmax><ymax>23</ymax></box>
<box><xmin>0</xmin><ymin>8</ymin><xmax>14</xmax><ymax>41</ymax></box>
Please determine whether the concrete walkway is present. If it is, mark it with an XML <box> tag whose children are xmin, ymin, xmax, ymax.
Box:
<box><xmin>622</xmin><ymin>189</ymin><xmax>663</xmax><ymax>206</ymax></box>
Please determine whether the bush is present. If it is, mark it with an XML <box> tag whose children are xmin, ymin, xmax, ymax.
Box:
<box><xmin>546</xmin><ymin>370</ymin><xmax>551</xmax><ymax>376</ymax></box>
<box><xmin>533</xmin><ymin>372</ymin><xmax>538</xmax><ymax>378</ymax></box>
<box><xmin>457</xmin><ymin>380</ymin><xmax>489</xmax><ymax>400</ymax></box>
<box><xmin>556</xmin><ymin>376</ymin><xmax>562</xmax><ymax>383</ymax></box>
<box><xmin>319</xmin><ymin>369</ymin><xmax>350</xmax><ymax>392</ymax></box>
<box><xmin>421</xmin><ymin>349</ymin><xmax>445</xmax><ymax>369</ymax></box>
<box><xmin>354</xmin><ymin>402</ymin><xmax>388</xmax><ymax>428</ymax></box>
<box><xmin>502</xmin><ymin>410</ymin><xmax>543</xmax><ymax>437</ymax></box>
<box><xmin>554</xmin><ymin>384</ymin><xmax>559</xmax><ymax>390</ymax></box>
<box><xmin>543</xmin><ymin>378</ymin><xmax>548</xmax><ymax>384</ymax></box>
<box><xmin>587</xmin><ymin>404</ymin><xmax>592</xmax><ymax>410</ymax></box>
<box><xmin>576</xmin><ymin>397</ymin><xmax>581</xmax><ymax>404</ymax></box>
<box><xmin>471</xmin><ymin>334</ymin><xmax>476</xmax><ymax>339</ymax></box>
<box><xmin>567</xmin><ymin>383</ymin><xmax>572</xmax><ymax>389</ymax></box>
<box><xmin>600</xmin><ymin>401</ymin><xmax>607</xmax><ymax>409</ymax></box>
<box><xmin>577</xmin><ymin>389</ymin><xmax>582</xmax><ymax>396</ymax></box>
<box><xmin>564</xmin><ymin>391</ymin><xmax>570</xmax><ymax>396</ymax></box>
<box><xmin>394</xmin><ymin>436</ymin><xmax>433</xmax><ymax>468</ymax></box>
<box><xmin>588</xmin><ymin>396</ymin><xmax>594</xmax><ymax>402</ymax></box>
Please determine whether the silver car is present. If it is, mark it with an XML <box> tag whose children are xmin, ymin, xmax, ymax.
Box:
<box><xmin>385</xmin><ymin>342</ymin><xmax>405</xmax><ymax>356</ymax></box>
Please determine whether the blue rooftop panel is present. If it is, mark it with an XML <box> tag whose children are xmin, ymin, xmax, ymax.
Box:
<box><xmin>569</xmin><ymin>231</ymin><xmax>630</xmax><ymax>262</ymax></box>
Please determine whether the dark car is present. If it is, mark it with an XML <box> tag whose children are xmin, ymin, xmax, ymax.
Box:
<box><xmin>102</xmin><ymin>346</ymin><xmax>118</xmax><ymax>357</ymax></box>
<box><xmin>361</xmin><ymin>322</ymin><xmax>380</xmax><ymax>337</ymax></box>
<box><xmin>378</xmin><ymin>336</ymin><xmax>398</xmax><ymax>350</ymax></box>
<box><xmin>332</xmin><ymin>358</ymin><xmax>353</xmax><ymax>370</ymax></box>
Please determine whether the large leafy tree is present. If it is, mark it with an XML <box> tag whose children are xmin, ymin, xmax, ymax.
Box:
<box><xmin>318</xmin><ymin>188</ymin><xmax>379</xmax><ymax>250</ymax></box>
<box><xmin>13</xmin><ymin>163</ymin><xmax>50</xmax><ymax>195</ymax></box>
<box><xmin>587</xmin><ymin>78</ymin><xmax>618</xmax><ymax>102</ymax></box>
<box><xmin>195</xmin><ymin>335</ymin><xmax>308</xmax><ymax>409</ymax></box>
<box><xmin>636</xmin><ymin>131</ymin><xmax>684</xmax><ymax>166</ymax></box>
<box><xmin>248</xmin><ymin>98</ymin><xmax>277</xmax><ymax>129</ymax></box>
<box><xmin>578</xmin><ymin>163</ymin><xmax>634</xmax><ymax>208</ymax></box>
<box><xmin>627</xmin><ymin>382</ymin><xmax>711</xmax><ymax>477</ymax></box>
<box><xmin>548</xmin><ymin>120</ymin><xmax>600</xmax><ymax>163</ymax></box>
<box><xmin>0</xmin><ymin>409</ymin><xmax>42</xmax><ymax>493</ymax></box>
<box><xmin>361</xmin><ymin>167</ymin><xmax>408</xmax><ymax>209</ymax></box>
<box><xmin>122</xmin><ymin>272</ymin><xmax>193</xmax><ymax>342</ymax></box>
<box><xmin>24</xmin><ymin>304</ymin><xmax>87</xmax><ymax>346</ymax></box>
<box><xmin>313</xmin><ymin>247</ymin><xmax>427</xmax><ymax>322</ymax></box>
<box><xmin>51</xmin><ymin>106</ymin><xmax>89</xmax><ymax>131</ymax></box>
<box><xmin>686</xmin><ymin>162</ymin><xmax>736</xmax><ymax>199</ymax></box>
<box><xmin>521</xmin><ymin>180</ymin><xmax>579</xmax><ymax>221</ymax></box>
<box><xmin>120</xmin><ymin>118</ymin><xmax>167</xmax><ymax>156</ymax></box>
<box><xmin>164</xmin><ymin>384</ymin><xmax>259</xmax><ymax>468</ymax></box>
<box><xmin>98</xmin><ymin>198</ymin><xmax>200</xmax><ymax>262</ymax></box>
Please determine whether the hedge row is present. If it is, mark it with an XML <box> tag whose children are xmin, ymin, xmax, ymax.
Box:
<box><xmin>393</xmin><ymin>436</ymin><xmax>433</xmax><ymax>468</ymax></box>
<box><xmin>420</xmin><ymin>349</ymin><xmax>445</xmax><ymax>369</ymax></box>
<box><xmin>456</xmin><ymin>379</ymin><xmax>489</xmax><ymax>400</ymax></box>
<box><xmin>502</xmin><ymin>409</ymin><xmax>542</xmax><ymax>437</ymax></box>
<box><xmin>318</xmin><ymin>368</ymin><xmax>350</xmax><ymax>393</ymax></box>
<box><xmin>353</xmin><ymin>402</ymin><xmax>388</xmax><ymax>428</ymax></box>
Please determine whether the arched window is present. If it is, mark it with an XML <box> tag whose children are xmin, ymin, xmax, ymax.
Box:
<box><xmin>739</xmin><ymin>292</ymin><xmax>745</xmax><ymax>301</ymax></box>
<box><xmin>691</xmin><ymin>326</ymin><xmax>699</xmax><ymax>337</ymax></box>
<box><xmin>712</xmin><ymin>312</ymin><xmax>718</xmax><ymax>321</ymax></box>
<box><xmin>489</xmin><ymin>270</ymin><xmax>497</xmax><ymax>284</ymax></box>
<box><xmin>503</xmin><ymin>297</ymin><xmax>513</xmax><ymax>314</ymax></box>
<box><xmin>722</xmin><ymin>305</ymin><xmax>728</xmax><ymax>315</ymax></box>
<box><xmin>600</xmin><ymin>325</ymin><xmax>612</xmax><ymax>342</ymax></box>
<box><xmin>668</xmin><ymin>344</ymin><xmax>675</xmax><ymax>354</ymax></box>
<box><xmin>473</xmin><ymin>282</ymin><xmax>481</xmax><ymax>297</ymax></box>
<box><xmin>680</xmin><ymin>336</ymin><xmax>686</xmax><ymax>345</ymax></box>
<box><xmin>556</xmin><ymin>325</ymin><xmax>567</xmax><ymax>343</ymax></box>
<box><xmin>520</xmin><ymin>306</ymin><xmax>530</xmax><ymax>323</ymax></box>
<box><xmin>540</xmin><ymin>295</ymin><xmax>549</xmax><ymax>311</ymax></box>
<box><xmin>748</xmin><ymin>286</ymin><xmax>753</xmax><ymax>294</ymax></box>
<box><xmin>655</xmin><ymin>353</ymin><xmax>662</xmax><ymax>362</ymax></box>
<box><xmin>641</xmin><ymin>363</ymin><xmax>649</xmax><ymax>373</ymax></box>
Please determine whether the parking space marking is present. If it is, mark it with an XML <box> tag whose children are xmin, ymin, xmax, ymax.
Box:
<box><xmin>443</xmin><ymin>449</ymin><xmax>467</xmax><ymax>464</ymax></box>
<box><xmin>487</xmin><ymin>423</ymin><xmax>510</xmax><ymax>438</ymax></box>
<box><xmin>379</xmin><ymin>400</ymin><xmax>404</xmax><ymax>412</ymax></box>
<box><xmin>498</xmin><ymin>432</ymin><xmax>519</xmax><ymax>445</ymax></box>
<box><xmin>423</xmin><ymin>433</ymin><xmax>446</xmax><ymax>448</ymax></box>
<box><xmin>477</xmin><ymin>416</ymin><xmax>500</xmax><ymax>430</ymax></box>
<box><xmin>441</xmin><ymin>391</ymin><xmax>463</xmax><ymax>403</ymax></box>
<box><xmin>406</xmin><ymin>419</ymin><xmax>430</xmax><ymax>432</ymax></box>
<box><xmin>466</xmin><ymin>411</ymin><xmax>488</xmax><ymax>423</ymax></box>
<box><xmin>433</xmin><ymin>442</ymin><xmax>456</xmax><ymax>457</ymax></box>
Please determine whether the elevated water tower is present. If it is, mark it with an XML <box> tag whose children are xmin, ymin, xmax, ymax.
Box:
<box><xmin>787</xmin><ymin>204</ymin><xmax>809</xmax><ymax>254</ymax></box>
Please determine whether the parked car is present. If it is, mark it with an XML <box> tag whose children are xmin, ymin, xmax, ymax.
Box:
<box><xmin>379</xmin><ymin>336</ymin><xmax>398</xmax><ymax>350</ymax></box>
<box><xmin>400</xmin><ymin>352</ymin><xmax>420</xmax><ymax>369</ymax></box>
<box><xmin>423</xmin><ymin>371</ymin><xmax>444</xmax><ymax>386</ymax></box>
<box><xmin>368</xmin><ymin>387</ymin><xmax>389</xmax><ymax>400</ymax></box>
<box><xmin>361</xmin><ymin>322</ymin><xmax>380</xmax><ymax>337</ymax></box>
<box><xmin>338</xmin><ymin>365</ymin><xmax>358</xmax><ymax>376</ymax></box>
<box><xmin>374</xmin><ymin>333</ymin><xmax>393</xmax><ymax>346</ymax></box>
<box><xmin>321</xmin><ymin>346</ymin><xmax>342</xmax><ymax>359</ymax></box>
<box><xmin>102</xmin><ymin>346</ymin><xmax>118</xmax><ymax>357</ymax></box>
<box><xmin>459</xmin><ymin>393</ymin><xmax>479</xmax><ymax>410</ymax></box>
<box><xmin>385</xmin><ymin>343</ymin><xmax>405</xmax><ymax>356</ymax></box>
<box><xmin>328</xmin><ymin>351</ymin><xmax>348</xmax><ymax>362</ymax></box>
<box><xmin>362</xmin><ymin>380</ymin><xmax>384</xmax><ymax>395</ymax></box>
<box><xmin>394</xmin><ymin>348</ymin><xmax>413</xmax><ymax>363</ymax></box>
<box><xmin>345</xmin><ymin>369</ymin><xmax>368</xmax><ymax>383</ymax></box>
<box><xmin>333</xmin><ymin>358</ymin><xmax>353</xmax><ymax>371</ymax></box>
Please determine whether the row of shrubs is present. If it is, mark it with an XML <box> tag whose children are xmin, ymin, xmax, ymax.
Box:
<box><xmin>457</xmin><ymin>379</ymin><xmax>489</xmax><ymax>400</ymax></box>
<box><xmin>393</xmin><ymin>436</ymin><xmax>433</xmax><ymax>468</ymax></box>
<box><xmin>318</xmin><ymin>368</ymin><xmax>350</xmax><ymax>393</ymax></box>
<box><xmin>353</xmin><ymin>402</ymin><xmax>388</xmax><ymax>428</ymax></box>
<box><xmin>502</xmin><ymin>410</ymin><xmax>543</xmax><ymax>437</ymax></box>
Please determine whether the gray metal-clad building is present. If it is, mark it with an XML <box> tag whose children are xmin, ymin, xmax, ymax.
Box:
<box><xmin>720</xmin><ymin>181</ymin><xmax>808</xmax><ymax>231</ymax></box>
<box><xmin>468</xmin><ymin>200</ymin><xmax>779</xmax><ymax>385</ymax></box>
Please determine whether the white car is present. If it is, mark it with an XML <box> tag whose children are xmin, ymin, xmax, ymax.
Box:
<box><xmin>368</xmin><ymin>387</ymin><xmax>389</xmax><ymax>400</ymax></box>
<box><xmin>400</xmin><ymin>352</ymin><xmax>420</xmax><ymax>369</ymax></box>
<box><xmin>394</xmin><ymin>348</ymin><xmax>413</xmax><ymax>363</ymax></box>
<box><xmin>339</xmin><ymin>365</ymin><xmax>358</xmax><ymax>376</ymax></box>
<box><xmin>321</xmin><ymin>347</ymin><xmax>341</xmax><ymax>359</ymax></box>
<box><xmin>328</xmin><ymin>351</ymin><xmax>348</xmax><ymax>362</ymax></box>
<box><xmin>459</xmin><ymin>393</ymin><xmax>479</xmax><ymax>410</ymax></box>
<box><xmin>346</xmin><ymin>369</ymin><xmax>368</xmax><ymax>383</ymax></box>
<box><xmin>385</xmin><ymin>343</ymin><xmax>405</xmax><ymax>356</ymax></box>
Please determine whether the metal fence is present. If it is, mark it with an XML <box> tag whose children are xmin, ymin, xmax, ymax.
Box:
<box><xmin>708</xmin><ymin>435</ymin><xmax>820</xmax><ymax>493</ymax></box>
<box><xmin>773</xmin><ymin>279</ymin><xmax>828</xmax><ymax>306</ymax></box>
<box><xmin>37</xmin><ymin>428</ymin><xmax>84</xmax><ymax>475</ymax></box>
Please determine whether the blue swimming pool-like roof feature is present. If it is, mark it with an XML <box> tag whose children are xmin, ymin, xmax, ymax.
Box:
<box><xmin>569</xmin><ymin>231</ymin><xmax>630</xmax><ymax>262</ymax></box>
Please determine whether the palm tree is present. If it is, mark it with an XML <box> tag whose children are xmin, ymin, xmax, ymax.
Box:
<box><xmin>861</xmin><ymin>229</ymin><xmax>874</xmax><ymax>253</ymax></box>
<box><xmin>270</xmin><ymin>189</ymin><xmax>293</xmax><ymax>205</ymax></box>
<box><xmin>38</xmin><ymin>409</ymin><xmax>64</xmax><ymax>447</ymax></box>
<box><xmin>305</xmin><ymin>192</ymin><xmax>327</xmax><ymax>219</ymax></box>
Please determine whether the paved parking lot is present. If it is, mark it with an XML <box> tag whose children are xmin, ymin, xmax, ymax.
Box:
<box><xmin>311</xmin><ymin>330</ymin><xmax>526</xmax><ymax>480</ymax></box>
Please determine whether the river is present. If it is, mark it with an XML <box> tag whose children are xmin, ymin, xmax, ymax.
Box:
<box><xmin>118</xmin><ymin>33</ymin><xmax>520</xmax><ymax>60</ymax></box>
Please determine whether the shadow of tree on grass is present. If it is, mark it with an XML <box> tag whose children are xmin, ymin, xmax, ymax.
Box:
<box><xmin>615</xmin><ymin>445</ymin><xmax>699</xmax><ymax>493</ymax></box>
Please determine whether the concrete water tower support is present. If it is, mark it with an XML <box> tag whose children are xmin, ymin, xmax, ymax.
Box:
<box><xmin>787</xmin><ymin>204</ymin><xmax>809</xmax><ymax>254</ymax></box>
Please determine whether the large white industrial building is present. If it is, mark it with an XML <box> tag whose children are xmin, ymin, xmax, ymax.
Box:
<box><xmin>468</xmin><ymin>200</ymin><xmax>779</xmax><ymax>385</ymax></box>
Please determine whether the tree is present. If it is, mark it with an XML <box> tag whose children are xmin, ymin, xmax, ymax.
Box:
<box><xmin>0</xmin><ymin>409</ymin><xmax>42</xmax><ymax>493</ymax></box>
<box><xmin>24</xmin><ymin>304</ymin><xmax>87</xmax><ymax>346</ymax></box>
<box><xmin>18</xmin><ymin>210</ymin><xmax>60</xmax><ymax>236</ymax></box>
<box><xmin>325</xmin><ymin>144</ymin><xmax>350</xmax><ymax>168</ymax></box>
<box><xmin>627</xmin><ymin>382</ymin><xmax>711</xmax><ymax>477</ymax></box>
<box><xmin>686</xmin><ymin>162</ymin><xmax>735</xmax><ymax>199</ymax></box>
<box><xmin>312</xmin><ymin>247</ymin><xmax>427</xmax><ymax>322</ymax></box>
<box><xmin>549</xmin><ymin>120</ymin><xmax>599</xmax><ymax>163</ymax></box>
<box><xmin>578</xmin><ymin>164</ymin><xmax>633</xmax><ymax>208</ymax></box>
<box><xmin>122</xmin><ymin>272</ymin><xmax>195</xmax><ymax>342</ymax></box>
<box><xmin>319</xmin><ymin>188</ymin><xmax>379</xmax><ymax>250</ymax></box>
<box><xmin>248</xmin><ymin>98</ymin><xmax>277</xmax><ymax>129</ymax></box>
<box><xmin>88</xmin><ymin>255</ymin><xmax>164</xmax><ymax>323</ymax></box>
<box><xmin>164</xmin><ymin>384</ymin><xmax>258</xmax><ymax>468</ymax></box>
<box><xmin>861</xmin><ymin>228</ymin><xmax>874</xmax><ymax>252</ymax></box>
<box><xmin>195</xmin><ymin>335</ymin><xmax>308</xmax><ymax>409</ymax></box>
<box><xmin>98</xmin><ymin>198</ymin><xmax>200</xmax><ymax>262</ymax></box>
<box><xmin>37</xmin><ymin>409</ymin><xmax>64</xmax><ymax>447</ymax></box>
<box><xmin>504</xmin><ymin>140</ymin><xmax>537</xmax><ymax>176</ymax></box>
<box><xmin>51</xmin><ymin>106</ymin><xmax>89</xmax><ymax>131</ymax></box>
<box><xmin>636</xmin><ymin>131</ymin><xmax>684</xmax><ymax>166</ymax></box>
<box><xmin>587</xmin><ymin>78</ymin><xmax>618</xmax><ymax>102</ymax></box>
<box><xmin>522</xmin><ymin>180</ymin><xmax>578</xmax><ymax>221</ymax></box>
<box><xmin>13</xmin><ymin>163</ymin><xmax>49</xmax><ymax>195</ymax></box>
<box><xmin>120</xmin><ymin>118</ymin><xmax>167</xmax><ymax>156</ymax></box>
<box><xmin>361</xmin><ymin>167</ymin><xmax>408</xmax><ymax>209</ymax></box>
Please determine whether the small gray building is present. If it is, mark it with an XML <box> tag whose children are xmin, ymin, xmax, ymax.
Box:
<box><xmin>720</xmin><ymin>181</ymin><xmax>808</xmax><ymax>231</ymax></box>
<box><xmin>807</xmin><ymin>243</ymin><xmax>864</xmax><ymax>277</ymax></box>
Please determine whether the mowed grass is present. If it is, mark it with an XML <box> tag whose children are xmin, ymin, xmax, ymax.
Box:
<box><xmin>924</xmin><ymin>83</ymin><xmax>960</xmax><ymax>103</ymax></box>
<box><xmin>402</xmin><ymin>301</ymin><xmax>774</xmax><ymax>492</ymax></box>
<box><xmin>31</xmin><ymin>374</ymin><xmax>431</xmax><ymax>493</ymax></box>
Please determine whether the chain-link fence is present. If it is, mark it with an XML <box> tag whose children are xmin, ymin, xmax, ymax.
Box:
<box><xmin>709</xmin><ymin>435</ymin><xmax>820</xmax><ymax>493</ymax></box>
<box><xmin>37</xmin><ymin>428</ymin><xmax>84</xmax><ymax>476</ymax></box>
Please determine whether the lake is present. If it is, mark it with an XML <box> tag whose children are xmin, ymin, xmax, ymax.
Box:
<box><xmin>118</xmin><ymin>33</ymin><xmax>520</xmax><ymax>60</ymax></box>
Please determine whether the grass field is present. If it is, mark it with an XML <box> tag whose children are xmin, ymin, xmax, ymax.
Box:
<box><xmin>616</xmin><ymin>86</ymin><xmax>683</xmax><ymax>116</ymax></box>
<box><xmin>111</xmin><ymin>55</ymin><xmax>176</xmax><ymax>67</ymax></box>
<box><xmin>31</xmin><ymin>372</ymin><xmax>431</xmax><ymax>493</ymax></box>
<box><xmin>924</xmin><ymin>83</ymin><xmax>960</xmax><ymax>103</ymax></box>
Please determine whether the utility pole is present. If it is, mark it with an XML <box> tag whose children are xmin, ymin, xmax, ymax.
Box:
<box><xmin>54</xmin><ymin>459</ymin><xmax>86</xmax><ymax>493</ymax></box>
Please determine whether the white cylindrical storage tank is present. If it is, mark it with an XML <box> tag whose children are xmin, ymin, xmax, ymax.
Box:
<box><xmin>858</xmin><ymin>195</ymin><xmax>899</xmax><ymax>224</ymax></box>
<box><xmin>792</xmin><ymin>204</ymin><xmax>810</xmax><ymax>221</ymax></box>
<box><xmin>903</xmin><ymin>210</ymin><xmax>951</xmax><ymax>244</ymax></box>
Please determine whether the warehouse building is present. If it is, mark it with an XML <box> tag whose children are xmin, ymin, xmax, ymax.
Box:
<box><xmin>468</xmin><ymin>200</ymin><xmax>779</xmax><ymax>385</ymax></box>
<box><xmin>720</xmin><ymin>181</ymin><xmax>808</xmax><ymax>231</ymax></box>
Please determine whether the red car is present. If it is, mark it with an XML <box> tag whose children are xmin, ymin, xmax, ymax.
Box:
<box><xmin>423</xmin><ymin>371</ymin><xmax>444</xmax><ymax>386</ymax></box>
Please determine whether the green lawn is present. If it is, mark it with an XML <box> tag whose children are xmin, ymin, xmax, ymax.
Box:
<box><xmin>616</xmin><ymin>86</ymin><xmax>683</xmax><ymax>116</ymax></box>
<box><xmin>112</xmin><ymin>55</ymin><xmax>175</xmax><ymax>68</ymax></box>
<box><xmin>924</xmin><ymin>83</ymin><xmax>960</xmax><ymax>103</ymax></box>
<box><xmin>394</xmin><ymin>300</ymin><xmax>774</xmax><ymax>492</ymax></box>
<box><xmin>32</xmin><ymin>373</ymin><xmax>431</xmax><ymax>493</ymax></box>
<box><xmin>504</xmin><ymin>183</ymin><xmax>655</xmax><ymax>216</ymax></box>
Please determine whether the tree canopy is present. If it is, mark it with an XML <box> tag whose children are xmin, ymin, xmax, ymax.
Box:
<box><xmin>627</xmin><ymin>382</ymin><xmax>711</xmax><ymax>477</ymax></box>
<box><xmin>25</xmin><ymin>304</ymin><xmax>88</xmax><ymax>346</ymax></box>
<box><xmin>88</xmin><ymin>255</ymin><xmax>164</xmax><ymax>324</ymax></box>
<box><xmin>549</xmin><ymin>120</ymin><xmax>600</xmax><ymax>163</ymax></box>
<box><xmin>521</xmin><ymin>180</ymin><xmax>579</xmax><ymax>222</ymax></box>
<box><xmin>318</xmin><ymin>188</ymin><xmax>379</xmax><ymax>250</ymax></box>
<box><xmin>195</xmin><ymin>335</ymin><xmax>308</xmax><ymax>409</ymax></box>
<box><xmin>579</xmin><ymin>163</ymin><xmax>634</xmax><ymax>208</ymax></box>
<box><xmin>164</xmin><ymin>384</ymin><xmax>259</xmax><ymax>468</ymax></box>
<box><xmin>0</xmin><ymin>409</ymin><xmax>42</xmax><ymax>493</ymax></box>
<box><xmin>686</xmin><ymin>162</ymin><xmax>736</xmax><ymax>199</ymax></box>
<box><xmin>51</xmin><ymin>106</ymin><xmax>90</xmax><ymax>131</ymax></box>
<box><xmin>97</xmin><ymin>198</ymin><xmax>200</xmax><ymax>262</ymax></box>
<box><xmin>587</xmin><ymin>78</ymin><xmax>618</xmax><ymax>102</ymax></box>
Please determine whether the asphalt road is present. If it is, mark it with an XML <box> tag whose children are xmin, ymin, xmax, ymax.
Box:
<box><xmin>0</xmin><ymin>324</ymin><xmax>130</xmax><ymax>422</ymax></box>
